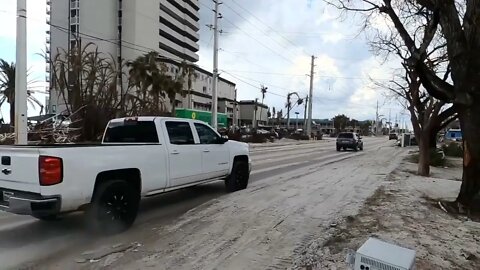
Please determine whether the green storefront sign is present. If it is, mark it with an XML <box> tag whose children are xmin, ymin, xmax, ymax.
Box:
<box><xmin>175</xmin><ymin>108</ymin><xmax>228</xmax><ymax>128</ymax></box>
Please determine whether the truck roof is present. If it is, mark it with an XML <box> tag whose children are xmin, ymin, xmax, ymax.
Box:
<box><xmin>108</xmin><ymin>116</ymin><xmax>206</xmax><ymax>124</ymax></box>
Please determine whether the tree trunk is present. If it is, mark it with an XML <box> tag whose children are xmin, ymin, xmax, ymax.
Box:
<box><xmin>456</xmin><ymin>105</ymin><xmax>480</xmax><ymax>208</ymax></box>
<box><xmin>417</xmin><ymin>133</ymin><xmax>431</xmax><ymax>176</ymax></box>
<box><xmin>171</xmin><ymin>100</ymin><xmax>176</xmax><ymax>116</ymax></box>
<box><xmin>9</xmin><ymin>101</ymin><xmax>14</xmax><ymax>126</ymax></box>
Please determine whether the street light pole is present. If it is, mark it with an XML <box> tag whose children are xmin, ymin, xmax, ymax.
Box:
<box><xmin>15</xmin><ymin>0</ymin><xmax>28</xmax><ymax>144</ymax></box>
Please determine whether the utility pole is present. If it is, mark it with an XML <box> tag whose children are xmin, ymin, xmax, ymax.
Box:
<box><xmin>306</xmin><ymin>55</ymin><xmax>315</xmax><ymax>138</ymax></box>
<box><xmin>15</xmin><ymin>0</ymin><xmax>28</xmax><ymax>144</ymax></box>
<box><xmin>211</xmin><ymin>0</ymin><xmax>221</xmax><ymax>129</ymax></box>
<box><xmin>375</xmin><ymin>100</ymin><xmax>379</xmax><ymax>136</ymax></box>
<box><xmin>286</xmin><ymin>94</ymin><xmax>291</xmax><ymax>129</ymax></box>
<box><xmin>253</xmin><ymin>98</ymin><xmax>258</xmax><ymax>129</ymax></box>
<box><xmin>303</xmin><ymin>96</ymin><xmax>308</xmax><ymax>130</ymax></box>
<box><xmin>388</xmin><ymin>108</ymin><xmax>391</xmax><ymax>133</ymax></box>
<box><xmin>295</xmin><ymin>112</ymin><xmax>299</xmax><ymax>130</ymax></box>
<box><xmin>232</xmin><ymin>89</ymin><xmax>237</xmax><ymax>129</ymax></box>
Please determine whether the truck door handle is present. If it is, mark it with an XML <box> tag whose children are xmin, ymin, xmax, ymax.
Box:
<box><xmin>203</xmin><ymin>150</ymin><xmax>210</xmax><ymax>153</ymax></box>
<box><xmin>171</xmin><ymin>150</ymin><xmax>179</xmax><ymax>155</ymax></box>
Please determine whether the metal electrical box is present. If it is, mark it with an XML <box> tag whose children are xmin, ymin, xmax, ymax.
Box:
<box><xmin>401</xmin><ymin>134</ymin><xmax>411</xmax><ymax>147</ymax></box>
<box><xmin>347</xmin><ymin>238</ymin><xmax>416</xmax><ymax>270</ymax></box>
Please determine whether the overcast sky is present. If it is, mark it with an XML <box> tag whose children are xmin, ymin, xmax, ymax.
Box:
<box><xmin>0</xmin><ymin>0</ymin><xmax>410</xmax><ymax>124</ymax></box>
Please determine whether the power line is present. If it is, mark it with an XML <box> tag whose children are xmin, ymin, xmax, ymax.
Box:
<box><xmin>230</xmin><ymin>0</ymin><xmax>311</xmax><ymax>55</ymax></box>
<box><xmin>221</xmin><ymin>69</ymin><xmax>391</xmax><ymax>81</ymax></box>
<box><xmin>222</xmin><ymin>70</ymin><xmax>306</xmax><ymax>77</ymax></box>
<box><xmin>223</xmin><ymin>71</ymin><xmax>309</xmax><ymax>97</ymax></box>
<box><xmin>48</xmin><ymin>22</ymin><xmax>207</xmax><ymax>68</ymax></box>
<box><xmin>224</xmin><ymin>71</ymin><xmax>297</xmax><ymax>93</ymax></box>
<box><xmin>219</xmin><ymin>49</ymin><xmax>272</xmax><ymax>71</ymax></box>
<box><xmin>221</xmin><ymin>1</ymin><xmax>303</xmax><ymax>60</ymax></box>
<box><xmin>221</xmin><ymin>71</ymin><xmax>288</xmax><ymax>98</ymax></box>
<box><xmin>221</xmin><ymin>16</ymin><xmax>296</xmax><ymax>65</ymax></box>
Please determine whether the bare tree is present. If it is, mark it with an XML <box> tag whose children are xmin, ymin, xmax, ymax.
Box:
<box><xmin>368</xmin><ymin>13</ymin><xmax>457</xmax><ymax>176</ymax></box>
<box><xmin>326</xmin><ymin>0</ymin><xmax>480</xmax><ymax>209</ymax></box>
<box><xmin>377</xmin><ymin>65</ymin><xmax>456</xmax><ymax>176</ymax></box>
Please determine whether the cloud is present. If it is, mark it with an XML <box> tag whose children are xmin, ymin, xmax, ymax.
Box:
<box><xmin>0</xmin><ymin>0</ymin><xmax>406</xmax><ymax>121</ymax></box>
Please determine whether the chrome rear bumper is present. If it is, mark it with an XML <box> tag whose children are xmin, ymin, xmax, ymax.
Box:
<box><xmin>0</xmin><ymin>189</ymin><xmax>60</xmax><ymax>216</ymax></box>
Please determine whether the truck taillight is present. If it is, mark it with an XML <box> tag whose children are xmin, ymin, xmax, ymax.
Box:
<box><xmin>39</xmin><ymin>156</ymin><xmax>63</xmax><ymax>186</ymax></box>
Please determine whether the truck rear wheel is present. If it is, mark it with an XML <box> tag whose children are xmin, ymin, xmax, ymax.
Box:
<box><xmin>225</xmin><ymin>160</ymin><xmax>249</xmax><ymax>192</ymax></box>
<box><xmin>87</xmin><ymin>179</ymin><xmax>140</xmax><ymax>234</ymax></box>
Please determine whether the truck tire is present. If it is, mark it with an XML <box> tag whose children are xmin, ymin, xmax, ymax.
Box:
<box><xmin>87</xmin><ymin>179</ymin><xmax>140</xmax><ymax>234</ymax></box>
<box><xmin>336</xmin><ymin>146</ymin><xmax>341</xmax><ymax>151</ymax></box>
<box><xmin>225</xmin><ymin>160</ymin><xmax>249</xmax><ymax>192</ymax></box>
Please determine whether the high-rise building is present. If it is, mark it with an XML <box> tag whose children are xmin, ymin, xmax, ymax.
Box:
<box><xmin>46</xmin><ymin>0</ymin><xmax>199</xmax><ymax>64</ymax></box>
<box><xmin>45</xmin><ymin>0</ymin><xmax>236</xmax><ymax>125</ymax></box>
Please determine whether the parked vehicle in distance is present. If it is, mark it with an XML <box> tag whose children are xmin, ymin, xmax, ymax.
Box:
<box><xmin>336</xmin><ymin>132</ymin><xmax>363</xmax><ymax>151</ymax></box>
<box><xmin>0</xmin><ymin>117</ymin><xmax>250</xmax><ymax>233</ymax></box>
<box><xmin>389</xmin><ymin>133</ymin><xmax>398</xmax><ymax>140</ymax></box>
<box><xmin>445</xmin><ymin>128</ymin><xmax>462</xmax><ymax>142</ymax></box>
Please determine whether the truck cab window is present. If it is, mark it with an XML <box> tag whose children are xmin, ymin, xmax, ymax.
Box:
<box><xmin>166</xmin><ymin>121</ymin><xmax>195</xmax><ymax>145</ymax></box>
<box><xmin>104</xmin><ymin>121</ymin><xmax>159</xmax><ymax>143</ymax></box>
<box><xmin>194</xmin><ymin>123</ymin><xmax>220</xmax><ymax>144</ymax></box>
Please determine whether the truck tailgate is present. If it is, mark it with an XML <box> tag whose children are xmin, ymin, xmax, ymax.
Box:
<box><xmin>0</xmin><ymin>147</ymin><xmax>41</xmax><ymax>193</ymax></box>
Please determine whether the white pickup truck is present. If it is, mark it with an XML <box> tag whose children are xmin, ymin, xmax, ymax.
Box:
<box><xmin>0</xmin><ymin>117</ymin><xmax>250</xmax><ymax>232</ymax></box>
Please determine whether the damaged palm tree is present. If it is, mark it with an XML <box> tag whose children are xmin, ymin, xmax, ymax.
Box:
<box><xmin>127</xmin><ymin>54</ymin><xmax>198</xmax><ymax>115</ymax></box>
<box><xmin>50</xmin><ymin>42</ymin><xmax>125</xmax><ymax>141</ymax></box>
<box><xmin>127</xmin><ymin>51</ymin><xmax>170</xmax><ymax>115</ymax></box>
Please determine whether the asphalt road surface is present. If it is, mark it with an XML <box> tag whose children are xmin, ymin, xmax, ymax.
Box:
<box><xmin>0</xmin><ymin>137</ymin><xmax>403</xmax><ymax>270</ymax></box>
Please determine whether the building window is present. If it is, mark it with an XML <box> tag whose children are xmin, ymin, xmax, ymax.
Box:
<box><xmin>202</xmin><ymin>86</ymin><xmax>207</xmax><ymax>93</ymax></box>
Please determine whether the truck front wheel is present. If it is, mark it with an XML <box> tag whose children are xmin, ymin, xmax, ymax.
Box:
<box><xmin>87</xmin><ymin>179</ymin><xmax>140</xmax><ymax>234</ymax></box>
<box><xmin>225</xmin><ymin>160</ymin><xmax>249</xmax><ymax>192</ymax></box>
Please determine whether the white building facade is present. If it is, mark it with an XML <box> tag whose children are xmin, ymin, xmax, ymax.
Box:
<box><xmin>46</xmin><ymin>0</ymin><xmax>235</xmax><ymax>120</ymax></box>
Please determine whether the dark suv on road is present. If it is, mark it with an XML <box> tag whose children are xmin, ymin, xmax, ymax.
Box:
<box><xmin>336</xmin><ymin>132</ymin><xmax>363</xmax><ymax>151</ymax></box>
<box><xmin>389</xmin><ymin>132</ymin><xmax>398</xmax><ymax>140</ymax></box>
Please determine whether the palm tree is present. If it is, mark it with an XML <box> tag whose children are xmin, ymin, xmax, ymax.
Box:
<box><xmin>0</xmin><ymin>59</ymin><xmax>44</xmax><ymax>125</ymax></box>
<box><xmin>127</xmin><ymin>52</ymin><xmax>169</xmax><ymax>114</ymax></box>
<box><xmin>165</xmin><ymin>76</ymin><xmax>185</xmax><ymax>115</ymax></box>
<box><xmin>259</xmin><ymin>85</ymin><xmax>268</xmax><ymax>126</ymax></box>
<box><xmin>179</xmin><ymin>61</ymin><xmax>198</xmax><ymax>109</ymax></box>
<box><xmin>164</xmin><ymin>61</ymin><xmax>198</xmax><ymax>115</ymax></box>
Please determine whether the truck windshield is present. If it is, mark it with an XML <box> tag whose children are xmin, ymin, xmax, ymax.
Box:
<box><xmin>103</xmin><ymin>121</ymin><xmax>159</xmax><ymax>143</ymax></box>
